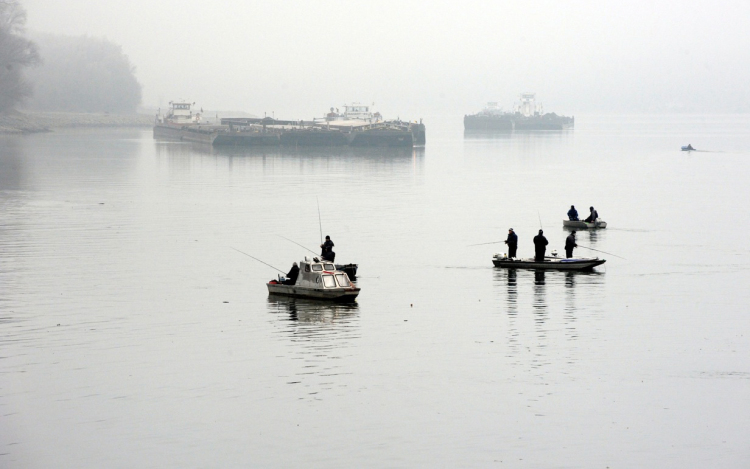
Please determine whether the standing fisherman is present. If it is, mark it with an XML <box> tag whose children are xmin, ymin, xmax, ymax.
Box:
<box><xmin>533</xmin><ymin>229</ymin><xmax>548</xmax><ymax>262</ymax></box>
<box><xmin>320</xmin><ymin>235</ymin><xmax>335</xmax><ymax>262</ymax></box>
<box><xmin>504</xmin><ymin>228</ymin><xmax>518</xmax><ymax>259</ymax></box>
<box><xmin>567</xmin><ymin>205</ymin><xmax>579</xmax><ymax>221</ymax></box>
<box><xmin>565</xmin><ymin>231</ymin><xmax>578</xmax><ymax>259</ymax></box>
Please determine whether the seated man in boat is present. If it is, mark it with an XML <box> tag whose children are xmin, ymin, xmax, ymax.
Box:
<box><xmin>567</xmin><ymin>205</ymin><xmax>579</xmax><ymax>221</ymax></box>
<box><xmin>533</xmin><ymin>229</ymin><xmax>548</xmax><ymax>262</ymax></box>
<box><xmin>504</xmin><ymin>228</ymin><xmax>518</xmax><ymax>258</ymax></box>
<box><xmin>565</xmin><ymin>231</ymin><xmax>578</xmax><ymax>258</ymax></box>
<box><xmin>283</xmin><ymin>262</ymin><xmax>299</xmax><ymax>285</ymax></box>
<box><xmin>320</xmin><ymin>235</ymin><xmax>335</xmax><ymax>262</ymax></box>
<box><xmin>584</xmin><ymin>206</ymin><xmax>599</xmax><ymax>223</ymax></box>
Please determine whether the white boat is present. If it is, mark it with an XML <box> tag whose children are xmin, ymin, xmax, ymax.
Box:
<box><xmin>492</xmin><ymin>253</ymin><xmax>605</xmax><ymax>271</ymax></box>
<box><xmin>563</xmin><ymin>219</ymin><xmax>607</xmax><ymax>229</ymax></box>
<box><xmin>267</xmin><ymin>257</ymin><xmax>360</xmax><ymax>302</ymax></box>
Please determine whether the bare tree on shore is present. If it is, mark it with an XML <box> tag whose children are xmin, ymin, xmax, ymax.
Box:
<box><xmin>0</xmin><ymin>0</ymin><xmax>39</xmax><ymax>112</ymax></box>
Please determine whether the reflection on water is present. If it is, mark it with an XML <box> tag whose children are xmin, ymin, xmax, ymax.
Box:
<box><xmin>266</xmin><ymin>296</ymin><xmax>359</xmax><ymax>323</ymax></box>
<box><xmin>153</xmin><ymin>140</ymin><xmax>426</xmax><ymax>183</ymax></box>
<box><xmin>155</xmin><ymin>139</ymin><xmax>424</xmax><ymax>161</ymax></box>
<box><xmin>493</xmin><ymin>268</ymin><xmax>606</xmax><ymax>369</ymax></box>
<box><xmin>463</xmin><ymin>129</ymin><xmax>573</xmax><ymax>139</ymax></box>
<box><xmin>265</xmin><ymin>297</ymin><xmax>360</xmax><ymax>399</ymax></box>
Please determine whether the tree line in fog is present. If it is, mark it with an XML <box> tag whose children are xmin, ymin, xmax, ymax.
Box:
<box><xmin>0</xmin><ymin>0</ymin><xmax>38</xmax><ymax>111</ymax></box>
<box><xmin>0</xmin><ymin>1</ymin><xmax>141</xmax><ymax>114</ymax></box>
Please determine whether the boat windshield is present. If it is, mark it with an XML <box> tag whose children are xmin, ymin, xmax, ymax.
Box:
<box><xmin>322</xmin><ymin>275</ymin><xmax>336</xmax><ymax>288</ymax></box>
<box><xmin>335</xmin><ymin>274</ymin><xmax>350</xmax><ymax>287</ymax></box>
<box><xmin>312</xmin><ymin>264</ymin><xmax>323</xmax><ymax>271</ymax></box>
<box><xmin>324</xmin><ymin>264</ymin><xmax>335</xmax><ymax>271</ymax></box>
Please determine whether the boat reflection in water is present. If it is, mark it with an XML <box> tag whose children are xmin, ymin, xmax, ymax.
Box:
<box><xmin>266</xmin><ymin>297</ymin><xmax>361</xmax><ymax>398</ymax></box>
<box><xmin>155</xmin><ymin>138</ymin><xmax>424</xmax><ymax>161</ymax></box>
<box><xmin>266</xmin><ymin>296</ymin><xmax>359</xmax><ymax>324</ymax></box>
<box><xmin>153</xmin><ymin>139</ymin><xmax>425</xmax><ymax>179</ymax></box>
<box><xmin>493</xmin><ymin>268</ymin><xmax>606</xmax><ymax>368</ymax></box>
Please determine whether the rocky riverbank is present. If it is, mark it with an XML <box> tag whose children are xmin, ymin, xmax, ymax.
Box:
<box><xmin>0</xmin><ymin>110</ymin><xmax>153</xmax><ymax>134</ymax></box>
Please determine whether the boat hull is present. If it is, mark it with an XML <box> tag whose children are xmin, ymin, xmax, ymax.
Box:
<box><xmin>267</xmin><ymin>283</ymin><xmax>360</xmax><ymax>302</ymax></box>
<box><xmin>563</xmin><ymin>219</ymin><xmax>607</xmax><ymax>229</ymax></box>
<box><xmin>492</xmin><ymin>257</ymin><xmax>606</xmax><ymax>271</ymax></box>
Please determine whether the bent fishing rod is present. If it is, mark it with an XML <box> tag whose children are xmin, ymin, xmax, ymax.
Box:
<box><xmin>230</xmin><ymin>247</ymin><xmax>286</xmax><ymax>273</ymax></box>
<box><xmin>576</xmin><ymin>245</ymin><xmax>626</xmax><ymax>260</ymax></box>
<box><xmin>317</xmin><ymin>197</ymin><xmax>323</xmax><ymax>245</ymax></box>
<box><xmin>467</xmin><ymin>240</ymin><xmax>505</xmax><ymax>247</ymax></box>
<box><xmin>277</xmin><ymin>235</ymin><xmax>318</xmax><ymax>256</ymax></box>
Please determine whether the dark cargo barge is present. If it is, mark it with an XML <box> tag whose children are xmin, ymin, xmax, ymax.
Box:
<box><xmin>153</xmin><ymin>102</ymin><xmax>425</xmax><ymax>147</ymax></box>
<box><xmin>464</xmin><ymin>93</ymin><xmax>573</xmax><ymax>132</ymax></box>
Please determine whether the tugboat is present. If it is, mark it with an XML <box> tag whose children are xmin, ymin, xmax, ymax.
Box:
<box><xmin>492</xmin><ymin>252</ymin><xmax>605</xmax><ymax>271</ymax></box>
<box><xmin>267</xmin><ymin>256</ymin><xmax>360</xmax><ymax>302</ymax></box>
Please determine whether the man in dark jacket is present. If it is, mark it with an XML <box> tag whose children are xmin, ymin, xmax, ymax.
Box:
<box><xmin>284</xmin><ymin>262</ymin><xmax>300</xmax><ymax>285</ymax></box>
<box><xmin>565</xmin><ymin>231</ymin><xmax>578</xmax><ymax>258</ymax></box>
<box><xmin>584</xmin><ymin>206</ymin><xmax>599</xmax><ymax>223</ymax></box>
<box><xmin>504</xmin><ymin>228</ymin><xmax>518</xmax><ymax>258</ymax></box>
<box><xmin>533</xmin><ymin>229</ymin><xmax>548</xmax><ymax>262</ymax></box>
<box><xmin>320</xmin><ymin>235</ymin><xmax>335</xmax><ymax>262</ymax></box>
<box><xmin>567</xmin><ymin>205</ymin><xmax>579</xmax><ymax>221</ymax></box>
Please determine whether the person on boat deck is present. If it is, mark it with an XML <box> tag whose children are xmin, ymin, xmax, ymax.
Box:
<box><xmin>565</xmin><ymin>231</ymin><xmax>578</xmax><ymax>259</ymax></box>
<box><xmin>584</xmin><ymin>206</ymin><xmax>599</xmax><ymax>223</ymax></box>
<box><xmin>504</xmin><ymin>228</ymin><xmax>518</xmax><ymax>258</ymax></box>
<box><xmin>567</xmin><ymin>205</ymin><xmax>579</xmax><ymax>221</ymax></box>
<box><xmin>284</xmin><ymin>262</ymin><xmax>299</xmax><ymax>285</ymax></box>
<box><xmin>320</xmin><ymin>235</ymin><xmax>335</xmax><ymax>262</ymax></box>
<box><xmin>533</xmin><ymin>229</ymin><xmax>549</xmax><ymax>262</ymax></box>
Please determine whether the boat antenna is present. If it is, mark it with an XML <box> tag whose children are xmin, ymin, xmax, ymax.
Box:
<box><xmin>467</xmin><ymin>240</ymin><xmax>504</xmax><ymax>247</ymax></box>
<box><xmin>230</xmin><ymin>247</ymin><xmax>285</xmax><ymax>273</ymax></box>
<box><xmin>277</xmin><ymin>235</ymin><xmax>317</xmax><ymax>256</ymax></box>
<box><xmin>317</xmin><ymin>197</ymin><xmax>323</xmax><ymax>245</ymax></box>
<box><xmin>576</xmin><ymin>244</ymin><xmax>626</xmax><ymax>260</ymax></box>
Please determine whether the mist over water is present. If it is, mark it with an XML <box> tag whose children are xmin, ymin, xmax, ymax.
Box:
<box><xmin>20</xmin><ymin>1</ymin><xmax>750</xmax><ymax>115</ymax></box>
<box><xmin>1</xmin><ymin>115</ymin><xmax>749</xmax><ymax>467</ymax></box>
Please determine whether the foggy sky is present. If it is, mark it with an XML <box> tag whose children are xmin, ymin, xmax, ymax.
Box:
<box><xmin>23</xmin><ymin>0</ymin><xmax>750</xmax><ymax>117</ymax></box>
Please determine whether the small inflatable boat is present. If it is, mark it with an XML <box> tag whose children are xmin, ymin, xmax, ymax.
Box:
<box><xmin>492</xmin><ymin>253</ymin><xmax>606</xmax><ymax>271</ymax></box>
<box><xmin>563</xmin><ymin>219</ymin><xmax>607</xmax><ymax>229</ymax></box>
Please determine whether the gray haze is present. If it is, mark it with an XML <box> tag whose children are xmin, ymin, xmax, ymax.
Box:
<box><xmin>23</xmin><ymin>0</ymin><xmax>750</xmax><ymax>117</ymax></box>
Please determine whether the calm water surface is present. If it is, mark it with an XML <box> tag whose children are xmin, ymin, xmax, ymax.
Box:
<box><xmin>1</xmin><ymin>115</ymin><xmax>749</xmax><ymax>467</ymax></box>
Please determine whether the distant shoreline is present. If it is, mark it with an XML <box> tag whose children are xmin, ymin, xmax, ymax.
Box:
<box><xmin>0</xmin><ymin>110</ymin><xmax>153</xmax><ymax>134</ymax></box>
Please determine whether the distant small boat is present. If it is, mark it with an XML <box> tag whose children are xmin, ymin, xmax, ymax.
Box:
<box><xmin>681</xmin><ymin>144</ymin><xmax>695</xmax><ymax>151</ymax></box>
<box><xmin>563</xmin><ymin>219</ymin><xmax>607</xmax><ymax>229</ymax></box>
<box><xmin>492</xmin><ymin>253</ymin><xmax>605</xmax><ymax>271</ymax></box>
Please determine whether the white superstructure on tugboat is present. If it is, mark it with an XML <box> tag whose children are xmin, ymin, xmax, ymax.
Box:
<box><xmin>267</xmin><ymin>257</ymin><xmax>360</xmax><ymax>302</ymax></box>
<box><xmin>156</xmin><ymin>101</ymin><xmax>201</xmax><ymax>124</ymax></box>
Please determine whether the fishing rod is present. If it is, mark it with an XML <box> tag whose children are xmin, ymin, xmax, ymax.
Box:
<box><xmin>277</xmin><ymin>235</ymin><xmax>317</xmax><ymax>256</ymax></box>
<box><xmin>538</xmin><ymin>211</ymin><xmax>544</xmax><ymax>230</ymax></box>
<box><xmin>316</xmin><ymin>197</ymin><xmax>323</xmax><ymax>245</ymax></box>
<box><xmin>230</xmin><ymin>247</ymin><xmax>286</xmax><ymax>273</ymax></box>
<box><xmin>467</xmin><ymin>240</ymin><xmax>505</xmax><ymax>247</ymax></box>
<box><xmin>576</xmin><ymin>244</ymin><xmax>626</xmax><ymax>260</ymax></box>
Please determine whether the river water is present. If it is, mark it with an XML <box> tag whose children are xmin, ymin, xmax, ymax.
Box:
<box><xmin>1</xmin><ymin>115</ymin><xmax>749</xmax><ymax>468</ymax></box>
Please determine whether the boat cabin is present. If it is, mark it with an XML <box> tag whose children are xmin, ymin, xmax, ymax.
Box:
<box><xmin>158</xmin><ymin>101</ymin><xmax>201</xmax><ymax>124</ymax></box>
<box><xmin>293</xmin><ymin>257</ymin><xmax>353</xmax><ymax>289</ymax></box>
<box><xmin>323</xmin><ymin>103</ymin><xmax>381</xmax><ymax>123</ymax></box>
